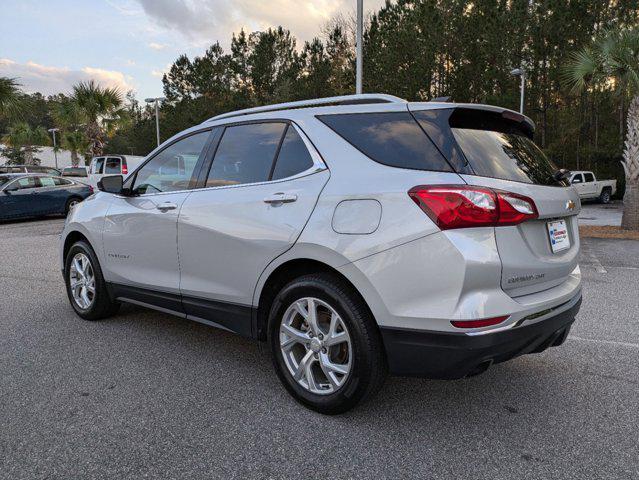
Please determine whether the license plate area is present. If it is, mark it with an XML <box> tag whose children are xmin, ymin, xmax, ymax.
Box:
<box><xmin>547</xmin><ymin>219</ymin><xmax>570</xmax><ymax>253</ymax></box>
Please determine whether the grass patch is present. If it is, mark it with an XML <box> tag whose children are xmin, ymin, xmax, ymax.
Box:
<box><xmin>579</xmin><ymin>225</ymin><xmax>639</xmax><ymax>240</ymax></box>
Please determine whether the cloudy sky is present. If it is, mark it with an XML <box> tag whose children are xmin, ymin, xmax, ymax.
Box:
<box><xmin>0</xmin><ymin>0</ymin><xmax>386</xmax><ymax>101</ymax></box>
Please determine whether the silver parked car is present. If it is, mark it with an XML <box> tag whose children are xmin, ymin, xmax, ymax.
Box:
<box><xmin>60</xmin><ymin>94</ymin><xmax>582</xmax><ymax>413</ymax></box>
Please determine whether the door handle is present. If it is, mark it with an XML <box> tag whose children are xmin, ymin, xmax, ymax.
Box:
<box><xmin>156</xmin><ymin>202</ymin><xmax>178</xmax><ymax>211</ymax></box>
<box><xmin>263</xmin><ymin>193</ymin><xmax>297</xmax><ymax>204</ymax></box>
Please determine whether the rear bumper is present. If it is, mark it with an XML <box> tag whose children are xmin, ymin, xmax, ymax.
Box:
<box><xmin>380</xmin><ymin>295</ymin><xmax>581</xmax><ymax>379</ymax></box>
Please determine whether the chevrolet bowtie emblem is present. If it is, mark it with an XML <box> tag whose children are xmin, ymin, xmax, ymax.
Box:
<box><xmin>566</xmin><ymin>200</ymin><xmax>575</xmax><ymax>211</ymax></box>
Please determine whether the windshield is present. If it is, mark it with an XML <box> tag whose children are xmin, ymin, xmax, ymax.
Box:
<box><xmin>451</xmin><ymin>128</ymin><xmax>565</xmax><ymax>186</ymax></box>
<box><xmin>0</xmin><ymin>176</ymin><xmax>12</xmax><ymax>188</ymax></box>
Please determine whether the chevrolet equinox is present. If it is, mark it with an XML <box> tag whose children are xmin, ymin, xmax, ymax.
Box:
<box><xmin>61</xmin><ymin>94</ymin><xmax>582</xmax><ymax>414</ymax></box>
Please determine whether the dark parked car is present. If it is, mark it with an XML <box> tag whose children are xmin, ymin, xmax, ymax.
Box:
<box><xmin>0</xmin><ymin>174</ymin><xmax>93</xmax><ymax>221</ymax></box>
<box><xmin>0</xmin><ymin>165</ymin><xmax>61</xmax><ymax>175</ymax></box>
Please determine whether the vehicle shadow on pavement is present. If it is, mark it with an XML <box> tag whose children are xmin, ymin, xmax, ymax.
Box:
<box><xmin>108</xmin><ymin>302</ymin><xmax>603</xmax><ymax>429</ymax></box>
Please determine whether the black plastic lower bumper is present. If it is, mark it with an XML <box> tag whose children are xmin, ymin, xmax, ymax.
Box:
<box><xmin>380</xmin><ymin>295</ymin><xmax>581</xmax><ymax>379</ymax></box>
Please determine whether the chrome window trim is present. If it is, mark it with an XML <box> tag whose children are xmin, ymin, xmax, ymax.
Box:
<box><xmin>128</xmin><ymin>120</ymin><xmax>327</xmax><ymax>198</ymax></box>
<box><xmin>194</xmin><ymin>121</ymin><xmax>327</xmax><ymax>194</ymax></box>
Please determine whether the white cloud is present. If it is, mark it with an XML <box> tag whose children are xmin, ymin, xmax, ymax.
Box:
<box><xmin>0</xmin><ymin>59</ymin><xmax>135</xmax><ymax>95</ymax></box>
<box><xmin>148</xmin><ymin>42</ymin><xmax>167</xmax><ymax>50</ymax></box>
<box><xmin>133</xmin><ymin>0</ymin><xmax>387</xmax><ymax>46</ymax></box>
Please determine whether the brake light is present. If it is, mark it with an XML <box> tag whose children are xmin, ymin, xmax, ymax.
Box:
<box><xmin>121</xmin><ymin>160</ymin><xmax>128</xmax><ymax>175</ymax></box>
<box><xmin>451</xmin><ymin>316</ymin><xmax>509</xmax><ymax>329</ymax></box>
<box><xmin>88</xmin><ymin>185</ymin><xmax>94</xmax><ymax>193</ymax></box>
<box><xmin>408</xmin><ymin>185</ymin><xmax>538</xmax><ymax>229</ymax></box>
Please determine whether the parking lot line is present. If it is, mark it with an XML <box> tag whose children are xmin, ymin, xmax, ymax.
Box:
<box><xmin>569</xmin><ymin>335</ymin><xmax>639</xmax><ymax>349</ymax></box>
<box><xmin>580</xmin><ymin>243</ymin><xmax>607</xmax><ymax>274</ymax></box>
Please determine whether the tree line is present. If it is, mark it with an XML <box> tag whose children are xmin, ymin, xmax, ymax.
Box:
<box><xmin>1</xmin><ymin>0</ymin><xmax>638</xmax><ymax>183</ymax></box>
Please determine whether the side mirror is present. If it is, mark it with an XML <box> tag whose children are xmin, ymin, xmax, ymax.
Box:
<box><xmin>97</xmin><ymin>175</ymin><xmax>125</xmax><ymax>194</ymax></box>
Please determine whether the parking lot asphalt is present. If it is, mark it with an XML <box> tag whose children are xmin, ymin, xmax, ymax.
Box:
<box><xmin>1</xmin><ymin>218</ymin><xmax>637</xmax><ymax>480</ymax></box>
<box><xmin>578</xmin><ymin>201</ymin><xmax>623</xmax><ymax>226</ymax></box>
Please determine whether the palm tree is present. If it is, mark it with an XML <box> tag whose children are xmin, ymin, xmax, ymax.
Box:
<box><xmin>62</xmin><ymin>130</ymin><xmax>90</xmax><ymax>167</ymax></box>
<box><xmin>69</xmin><ymin>80</ymin><xmax>125</xmax><ymax>157</ymax></box>
<box><xmin>564</xmin><ymin>28</ymin><xmax>639</xmax><ymax>230</ymax></box>
<box><xmin>2</xmin><ymin>122</ymin><xmax>50</xmax><ymax>165</ymax></box>
<box><xmin>0</xmin><ymin>77</ymin><xmax>22</xmax><ymax>118</ymax></box>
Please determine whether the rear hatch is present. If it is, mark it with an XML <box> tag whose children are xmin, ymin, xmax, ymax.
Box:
<box><xmin>410</xmin><ymin>104</ymin><xmax>580</xmax><ymax>297</ymax></box>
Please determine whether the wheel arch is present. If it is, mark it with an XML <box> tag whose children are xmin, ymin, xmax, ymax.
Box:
<box><xmin>253</xmin><ymin>247</ymin><xmax>385</xmax><ymax>342</ymax></box>
<box><xmin>62</xmin><ymin>230</ymin><xmax>91</xmax><ymax>266</ymax></box>
<box><xmin>60</xmin><ymin>223</ymin><xmax>102</xmax><ymax>274</ymax></box>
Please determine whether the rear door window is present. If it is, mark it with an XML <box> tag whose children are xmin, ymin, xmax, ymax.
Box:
<box><xmin>206</xmin><ymin>122</ymin><xmax>287</xmax><ymax>187</ymax></box>
<box><xmin>317</xmin><ymin>112</ymin><xmax>451</xmax><ymax>172</ymax></box>
<box><xmin>584</xmin><ymin>172</ymin><xmax>595</xmax><ymax>182</ymax></box>
<box><xmin>105</xmin><ymin>157</ymin><xmax>121</xmax><ymax>174</ymax></box>
<box><xmin>271</xmin><ymin>126</ymin><xmax>314</xmax><ymax>180</ymax></box>
<box><xmin>38</xmin><ymin>176</ymin><xmax>56</xmax><ymax>187</ymax></box>
<box><xmin>53</xmin><ymin>177</ymin><xmax>72</xmax><ymax>186</ymax></box>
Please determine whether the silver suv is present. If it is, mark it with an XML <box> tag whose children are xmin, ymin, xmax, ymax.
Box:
<box><xmin>61</xmin><ymin>94</ymin><xmax>582</xmax><ymax>414</ymax></box>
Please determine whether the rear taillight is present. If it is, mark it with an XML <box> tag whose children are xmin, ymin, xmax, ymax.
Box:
<box><xmin>408</xmin><ymin>185</ymin><xmax>538</xmax><ymax>229</ymax></box>
<box><xmin>88</xmin><ymin>185</ymin><xmax>94</xmax><ymax>193</ymax></box>
<box><xmin>121</xmin><ymin>160</ymin><xmax>128</xmax><ymax>175</ymax></box>
<box><xmin>450</xmin><ymin>315</ymin><xmax>509</xmax><ymax>329</ymax></box>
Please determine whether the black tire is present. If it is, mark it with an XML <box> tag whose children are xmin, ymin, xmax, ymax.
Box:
<box><xmin>268</xmin><ymin>273</ymin><xmax>387</xmax><ymax>414</ymax></box>
<box><xmin>65</xmin><ymin>197</ymin><xmax>82</xmax><ymax>215</ymax></box>
<box><xmin>64</xmin><ymin>240</ymin><xmax>120</xmax><ymax>320</ymax></box>
<box><xmin>599</xmin><ymin>188</ymin><xmax>611</xmax><ymax>204</ymax></box>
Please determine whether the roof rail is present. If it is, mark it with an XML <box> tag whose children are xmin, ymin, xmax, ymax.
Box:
<box><xmin>205</xmin><ymin>93</ymin><xmax>406</xmax><ymax>122</ymax></box>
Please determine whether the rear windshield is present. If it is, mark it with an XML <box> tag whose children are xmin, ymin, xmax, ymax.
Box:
<box><xmin>63</xmin><ymin>168</ymin><xmax>87</xmax><ymax>177</ymax></box>
<box><xmin>317</xmin><ymin>112</ymin><xmax>452</xmax><ymax>172</ymax></box>
<box><xmin>448</xmin><ymin>109</ymin><xmax>564</xmax><ymax>186</ymax></box>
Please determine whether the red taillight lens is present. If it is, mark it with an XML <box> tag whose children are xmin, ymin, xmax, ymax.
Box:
<box><xmin>409</xmin><ymin>185</ymin><xmax>537</xmax><ymax>229</ymax></box>
<box><xmin>121</xmin><ymin>161</ymin><xmax>128</xmax><ymax>175</ymax></box>
<box><xmin>450</xmin><ymin>315</ymin><xmax>509</xmax><ymax>329</ymax></box>
<box><xmin>88</xmin><ymin>185</ymin><xmax>94</xmax><ymax>193</ymax></box>
<box><xmin>496</xmin><ymin>192</ymin><xmax>538</xmax><ymax>225</ymax></box>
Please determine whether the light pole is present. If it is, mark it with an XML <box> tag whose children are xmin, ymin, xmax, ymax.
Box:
<box><xmin>356</xmin><ymin>0</ymin><xmax>363</xmax><ymax>94</ymax></box>
<box><xmin>510</xmin><ymin>67</ymin><xmax>525</xmax><ymax>114</ymax></box>
<box><xmin>48</xmin><ymin>128</ymin><xmax>60</xmax><ymax>169</ymax></box>
<box><xmin>145</xmin><ymin>97</ymin><xmax>166</xmax><ymax>148</ymax></box>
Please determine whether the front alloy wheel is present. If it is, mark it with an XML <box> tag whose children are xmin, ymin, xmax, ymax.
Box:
<box><xmin>69</xmin><ymin>252</ymin><xmax>95</xmax><ymax>309</ymax></box>
<box><xmin>64</xmin><ymin>240</ymin><xmax>120</xmax><ymax>320</ymax></box>
<box><xmin>279</xmin><ymin>297</ymin><xmax>352</xmax><ymax>395</ymax></box>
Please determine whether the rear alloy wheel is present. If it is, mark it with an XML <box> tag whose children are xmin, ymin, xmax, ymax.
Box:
<box><xmin>279</xmin><ymin>297</ymin><xmax>353</xmax><ymax>395</ymax></box>
<box><xmin>599</xmin><ymin>189</ymin><xmax>611</xmax><ymax>204</ymax></box>
<box><xmin>269</xmin><ymin>273</ymin><xmax>386</xmax><ymax>414</ymax></box>
<box><xmin>65</xmin><ymin>240</ymin><xmax>120</xmax><ymax>320</ymax></box>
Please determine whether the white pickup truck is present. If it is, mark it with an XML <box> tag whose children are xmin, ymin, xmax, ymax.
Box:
<box><xmin>569</xmin><ymin>170</ymin><xmax>617</xmax><ymax>204</ymax></box>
